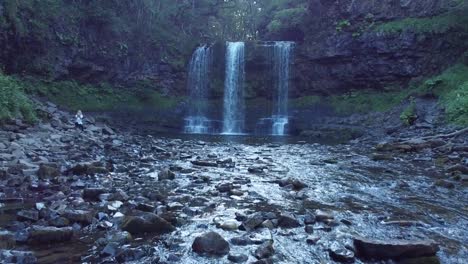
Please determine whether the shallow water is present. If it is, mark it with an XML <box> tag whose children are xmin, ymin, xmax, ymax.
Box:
<box><xmin>147</xmin><ymin>135</ymin><xmax>467</xmax><ymax>263</ymax></box>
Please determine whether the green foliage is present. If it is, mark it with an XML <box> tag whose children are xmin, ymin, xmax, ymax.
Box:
<box><xmin>23</xmin><ymin>78</ymin><xmax>181</xmax><ymax>113</ymax></box>
<box><xmin>290</xmin><ymin>96</ymin><xmax>321</xmax><ymax>108</ymax></box>
<box><xmin>373</xmin><ymin>8</ymin><xmax>468</xmax><ymax>34</ymax></box>
<box><xmin>400</xmin><ymin>97</ymin><xmax>417</xmax><ymax>126</ymax></box>
<box><xmin>329</xmin><ymin>90</ymin><xmax>407</xmax><ymax>114</ymax></box>
<box><xmin>267</xmin><ymin>7</ymin><xmax>307</xmax><ymax>34</ymax></box>
<box><xmin>335</xmin><ymin>20</ymin><xmax>351</xmax><ymax>32</ymax></box>
<box><xmin>0</xmin><ymin>73</ymin><xmax>36</xmax><ymax>123</ymax></box>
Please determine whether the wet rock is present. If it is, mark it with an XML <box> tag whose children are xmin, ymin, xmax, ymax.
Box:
<box><xmin>433</xmin><ymin>179</ymin><xmax>455</xmax><ymax>189</ymax></box>
<box><xmin>306</xmin><ymin>235</ymin><xmax>320</xmax><ymax>245</ymax></box>
<box><xmin>121</xmin><ymin>213</ymin><xmax>175</xmax><ymax>235</ymax></box>
<box><xmin>158</xmin><ymin>169</ymin><xmax>175</xmax><ymax>181</ymax></box>
<box><xmin>228</xmin><ymin>253</ymin><xmax>248</xmax><ymax>263</ymax></box>
<box><xmin>191</xmin><ymin>160</ymin><xmax>218</xmax><ymax>167</ymax></box>
<box><xmin>115</xmin><ymin>248</ymin><xmax>145</xmax><ymax>263</ymax></box>
<box><xmin>0</xmin><ymin>231</ymin><xmax>15</xmax><ymax>248</ymax></box>
<box><xmin>192</xmin><ymin>231</ymin><xmax>230</xmax><ymax>256</ymax></box>
<box><xmin>248</xmin><ymin>165</ymin><xmax>267</xmax><ymax>173</ymax></box>
<box><xmin>231</xmin><ymin>236</ymin><xmax>252</xmax><ymax>246</ymax></box>
<box><xmin>0</xmin><ymin>250</ymin><xmax>37</xmax><ymax>264</ymax></box>
<box><xmin>254</xmin><ymin>240</ymin><xmax>274</xmax><ymax>259</ymax></box>
<box><xmin>136</xmin><ymin>203</ymin><xmax>155</xmax><ymax>212</ymax></box>
<box><xmin>329</xmin><ymin>243</ymin><xmax>355</xmax><ymax>263</ymax></box>
<box><xmin>278</xmin><ymin>178</ymin><xmax>308</xmax><ymax>190</ymax></box>
<box><xmin>69</xmin><ymin>163</ymin><xmax>108</xmax><ymax>176</ymax></box>
<box><xmin>315</xmin><ymin>209</ymin><xmax>334</xmax><ymax>222</ymax></box>
<box><xmin>354</xmin><ymin>236</ymin><xmax>439</xmax><ymax>260</ymax></box>
<box><xmin>27</xmin><ymin>226</ymin><xmax>73</xmax><ymax>244</ymax></box>
<box><xmin>371</xmin><ymin>153</ymin><xmax>394</xmax><ymax>161</ymax></box>
<box><xmin>83</xmin><ymin>188</ymin><xmax>107</xmax><ymax>200</ymax></box>
<box><xmin>304</xmin><ymin>214</ymin><xmax>316</xmax><ymax>225</ymax></box>
<box><xmin>217</xmin><ymin>183</ymin><xmax>233</xmax><ymax>193</ymax></box>
<box><xmin>37</xmin><ymin>164</ymin><xmax>60</xmax><ymax>179</ymax></box>
<box><xmin>304</xmin><ymin>225</ymin><xmax>314</xmax><ymax>234</ymax></box>
<box><xmin>107</xmin><ymin>231</ymin><xmax>132</xmax><ymax>244</ymax></box>
<box><xmin>63</xmin><ymin>209</ymin><xmax>94</xmax><ymax>225</ymax></box>
<box><xmin>17</xmin><ymin>210</ymin><xmax>39</xmax><ymax>222</ymax></box>
<box><xmin>447</xmin><ymin>164</ymin><xmax>468</xmax><ymax>174</ymax></box>
<box><xmin>278</xmin><ymin>213</ymin><xmax>301</xmax><ymax>228</ymax></box>
<box><xmin>219</xmin><ymin>220</ymin><xmax>240</xmax><ymax>231</ymax></box>
<box><xmin>101</xmin><ymin>242</ymin><xmax>118</xmax><ymax>257</ymax></box>
<box><xmin>49</xmin><ymin>217</ymin><xmax>70</xmax><ymax>227</ymax></box>
<box><xmin>242</xmin><ymin>213</ymin><xmax>265</xmax><ymax>231</ymax></box>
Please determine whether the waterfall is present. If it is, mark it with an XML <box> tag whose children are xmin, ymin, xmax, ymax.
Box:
<box><xmin>272</xmin><ymin>41</ymin><xmax>293</xmax><ymax>136</ymax></box>
<box><xmin>222</xmin><ymin>42</ymin><xmax>245</xmax><ymax>135</ymax></box>
<box><xmin>184</xmin><ymin>45</ymin><xmax>212</xmax><ymax>134</ymax></box>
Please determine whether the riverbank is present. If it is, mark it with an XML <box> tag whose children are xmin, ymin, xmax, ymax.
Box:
<box><xmin>0</xmin><ymin>103</ymin><xmax>466</xmax><ymax>263</ymax></box>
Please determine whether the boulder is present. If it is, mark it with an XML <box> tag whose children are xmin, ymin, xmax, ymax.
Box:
<box><xmin>37</xmin><ymin>164</ymin><xmax>60</xmax><ymax>179</ymax></box>
<box><xmin>27</xmin><ymin>226</ymin><xmax>73</xmax><ymax>244</ymax></box>
<box><xmin>329</xmin><ymin>243</ymin><xmax>355</xmax><ymax>263</ymax></box>
<box><xmin>17</xmin><ymin>210</ymin><xmax>39</xmax><ymax>222</ymax></box>
<box><xmin>83</xmin><ymin>188</ymin><xmax>107</xmax><ymax>200</ymax></box>
<box><xmin>63</xmin><ymin>210</ymin><xmax>94</xmax><ymax>225</ymax></box>
<box><xmin>354</xmin><ymin>236</ymin><xmax>439</xmax><ymax>260</ymax></box>
<box><xmin>278</xmin><ymin>213</ymin><xmax>301</xmax><ymax>228</ymax></box>
<box><xmin>228</xmin><ymin>253</ymin><xmax>248</xmax><ymax>263</ymax></box>
<box><xmin>0</xmin><ymin>231</ymin><xmax>15</xmax><ymax>249</ymax></box>
<box><xmin>121</xmin><ymin>213</ymin><xmax>175</xmax><ymax>235</ymax></box>
<box><xmin>192</xmin><ymin>232</ymin><xmax>230</xmax><ymax>256</ymax></box>
<box><xmin>242</xmin><ymin>213</ymin><xmax>265</xmax><ymax>231</ymax></box>
<box><xmin>0</xmin><ymin>250</ymin><xmax>37</xmax><ymax>264</ymax></box>
<box><xmin>158</xmin><ymin>169</ymin><xmax>175</xmax><ymax>181</ymax></box>
<box><xmin>254</xmin><ymin>240</ymin><xmax>274</xmax><ymax>259</ymax></box>
<box><xmin>191</xmin><ymin>160</ymin><xmax>218</xmax><ymax>167</ymax></box>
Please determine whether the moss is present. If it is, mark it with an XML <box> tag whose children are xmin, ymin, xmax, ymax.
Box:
<box><xmin>329</xmin><ymin>90</ymin><xmax>407</xmax><ymax>114</ymax></box>
<box><xmin>0</xmin><ymin>73</ymin><xmax>37</xmax><ymax>123</ymax></box>
<box><xmin>400</xmin><ymin>98</ymin><xmax>417</xmax><ymax>126</ymax></box>
<box><xmin>290</xmin><ymin>96</ymin><xmax>321</xmax><ymax>108</ymax></box>
<box><xmin>373</xmin><ymin>8</ymin><xmax>468</xmax><ymax>34</ymax></box>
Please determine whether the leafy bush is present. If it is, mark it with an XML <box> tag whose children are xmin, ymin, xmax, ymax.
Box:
<box><xmin>400</xmin><ymin>98</ymin><xmax>417</xmax><ymax>126</ymax></box>
<box><xmin>0</xmin><ymin>73</ymin><xmax>36</xmax><ymax>123</ymax></box>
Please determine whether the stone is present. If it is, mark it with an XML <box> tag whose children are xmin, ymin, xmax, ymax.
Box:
<box><xmin>0</xmin><ymin>231</ymin><xmax>15</xmax><ymax>249</ymax></box>
<box><xmin>228</xmin><ymin>253</ymin><xmax>248</xmax><ymax>263</ymax></box>
<box><xmin>101</xmin><ymin>242</ymin><xmax>118</xmax><ymax>257</ymax></box>
<box><xmin>242</xmin><ymin>213</ymin><xmax>265</xmax><ymax>231</ymax></box>
<box><xmin>315</xmin><ymin>209</ymin><xmax>334</xmax><ymax>222</ymax></box>
<box><xmin>191</xmin><ymin>160</ymin><xmax>218</xmax><ymax>167</ymax></box>
<box><xmin>121</xmin><ymin>213</ymin><xmax>175</xmax><ymax>235</ymax></box>
<box><xmin>329</xmin><ymin>243</ymin><xmax>355</xmax><ymax>263</ymax></box>
<box><xmin>354</xmin><ymin>236</ymin><xmax>439</xmax><ymax>260</ymax></box>
<box><xmin>37</xmin><ymin>164</ymin><xmax>60</xmax><ymax>179</ymax></box>
<box><xmin>254</xmin><ymin>240</ymin><xmax>274</xmax><ymax>259</ymax></box>
<box><xmin>304</xmin><ymin>214</ymin><xmax>316</xmax><ymax>225</ymax></box>
<box><xmin>219</xmin><ymin>220</ymin><xmax>240</xmax><ymax>231</ymax></box>
<box><xmin>248</xmin><ymin>165</ymin><xmax>266</xmax><ymax>173</ymax></box>
<box><xmin>83</xmin><ymin>188</ymin><xmax>107</xmax><ymax>200</ymax></box>
<box><xmin>63</xmin><ymin>209</ymin><xmax>94</xmax><ymax>225</ymax></box>
<box><xmin>0</xmin><ymin>250</ymin><xmax>37</xmax><ymax>264</ymax></box>
<box><xmin>27</xmin><ymin>226</ymin><xmax>73</xmax><ymax>244</ymax></box>
<box><xmin>17</xmin><ymin>210</ymin><xmax>39</xmax><ymax>222</ymax></box>
<box><xmin>305</xmin><ymin>225</ymin><xmax>314</xmax><ymax>234</ymax></box>
<box><xmin>306</xmin><ymin>236</ymin><xmax>320</xmax><ymax>245</ymax></box>
<box><xmin>217</xmin><ymin>183</ymin><xmax>233</xmax><ymax>193</ymax></box>
<box><xmin>115</xmin><ymin>248</ymin><xmax>145</xmax><ymax>263</ymax></box>
<box><xmin>433</xmin><ymin>179</ymin><xmax>455</xmax><ymax>189</ymax></box>
<box><xmin>278</xmin><ymin>213</ymin><xmax>301</xmax><ymax>228</ymax></box>
<box><xmin>158</xmin><ymin>169</ymin><xmax>175</xmax><ymax>181</ymax></box>
<box><xmin>192</xmin><ymin>232</ymin><xmax>230</xmax><ymax>256</ymax></box>
<box><xmin>49</xmin><ymin>217</ymin><xmax>70</xmax><ymax>227</ymax></box>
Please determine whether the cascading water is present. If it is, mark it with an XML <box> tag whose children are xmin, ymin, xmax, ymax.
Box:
<box><xmin>184</xmin><ymin>45</ymin><xmax>212</xmax><ymax>134</ymax></box>
<box><xmin>272</xmin><ymin>41</ymin><xmax>293</xmax><ymax>135</ymax></box>
<box><xmin>222</xmin><ymin>42</ymin><xmax>245</xmax><ymax>135</ymax></box>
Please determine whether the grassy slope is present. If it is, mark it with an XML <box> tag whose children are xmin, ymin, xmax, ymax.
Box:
<box><xmin>292</xmin><ymin>64</ymin><xmax>468</xmax><ymax>126</ymax></box>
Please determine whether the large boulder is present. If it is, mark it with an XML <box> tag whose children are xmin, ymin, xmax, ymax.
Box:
<box><xmin>27</xmin><ymin>226</ymin><xmax>73</xmax><ymax>244</ymax></box>
<box><xmin>121</xmin><ymin>213</ymin><xmax>175</xmax><ymax>235</ymax></box>
<box><xmin>0</xmin><ymin>250</ymin><xmax>37</xmax><ymax>264</ymax></box>
<box><xmin>192</xmin><ymin>232</ymin><xmax>230</xmax><ymax>256</ymax></box>
<box><xmin>354</xmin><ymin>236</ymin><xmax>439</xmax><ymax>260</ymax></box>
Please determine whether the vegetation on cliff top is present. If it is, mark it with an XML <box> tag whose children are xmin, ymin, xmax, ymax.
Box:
<box><xmin>0</xmin><ymin>73</ymin><xmax>36</xmax><ymax>123</ymax></box>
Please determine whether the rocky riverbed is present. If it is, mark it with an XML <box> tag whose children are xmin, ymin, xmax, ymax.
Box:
<box><xmin>0</xmin><ymin>104</ymin><xmax>467</xmax><ymax>264</ymax></box>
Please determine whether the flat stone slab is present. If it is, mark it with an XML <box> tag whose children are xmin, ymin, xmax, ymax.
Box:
<box><xmin>354</xmin><ymin>236</ymin><xmax>439</xmax><ymax>260</ymax></box>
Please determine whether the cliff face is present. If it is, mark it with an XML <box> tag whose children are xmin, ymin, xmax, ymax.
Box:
<box><xmin>289</xmin><ymin>0</ymin><xmax>468</xmax><ymax>96</ymax></box>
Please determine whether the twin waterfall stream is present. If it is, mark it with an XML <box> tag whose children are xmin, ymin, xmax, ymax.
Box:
<box><xmin>184</xmin><ymin>41</ymin><xmax>294</xmax><ymax>136</ymax></box>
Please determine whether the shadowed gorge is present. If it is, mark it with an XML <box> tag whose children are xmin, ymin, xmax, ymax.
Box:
<box><xmin>0</xmin><ymin>0</ymin><xmax>467</xmax><ymax>263</ymax></box>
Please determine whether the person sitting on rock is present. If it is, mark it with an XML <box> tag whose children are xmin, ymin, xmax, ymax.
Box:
<box><xmin>75</xmin><ymin>110</ymin><xmax>85</xmax><ymax>131</ymax></box>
